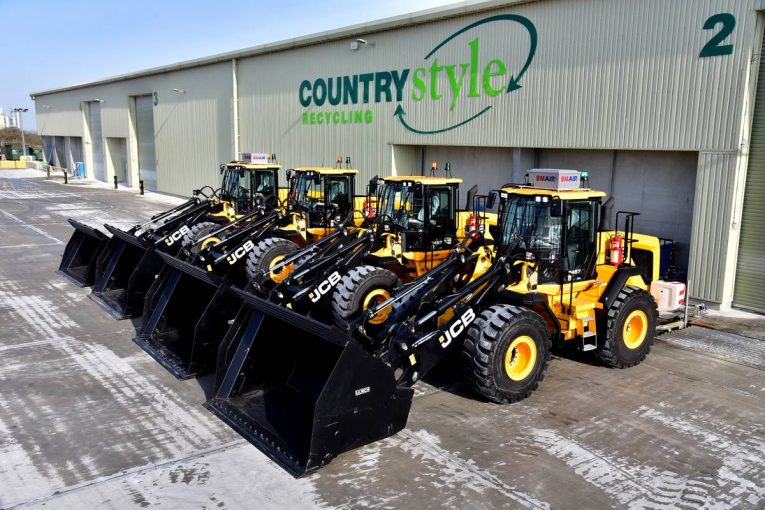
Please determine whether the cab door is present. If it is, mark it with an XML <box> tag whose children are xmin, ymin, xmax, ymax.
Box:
<box><xmin>561</xmin><ymin>200</ymin><xmax>599</xmax><ymax>281</ymax></box>
<box><xmin>425</xmin><ymin>185</ymin><xmax>457</xmax><ymax>249</ymax></box>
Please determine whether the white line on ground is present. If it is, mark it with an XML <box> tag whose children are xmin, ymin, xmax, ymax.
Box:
<box><xmin>0</xmin><ymin>209</ymin><xmax>64</xmax><ymax>245</ymax></box>
<box><xmin>0</xmin><ymin>243</ymin><xmax>62</xmax><ymax>249</ymax></box>
<box><xmin>0</xmin><ymin>339</ymin><xmax>58</xmax><ymax>352</ymax></box>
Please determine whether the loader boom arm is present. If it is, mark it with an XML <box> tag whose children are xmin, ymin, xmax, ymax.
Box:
<box><xmin>382</xmin><ymin>257</ymin><xmax>506</xmax><ymax>385</ymax></box>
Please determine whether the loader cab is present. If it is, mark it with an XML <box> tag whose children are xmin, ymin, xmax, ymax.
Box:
<box><xmin>497</xmin><ymin>187</ymin><xmax>604</xmax><ymax>285</ymax></box>
<box><xmin>219</xmin><ymin>162</ymin><xmax>282</xmax><ymax>214</ymax></box>
<box><xmin>288</xmin><ymin>168</ymin><xmax>357</xmax><ymax>230</ymax></box>
<box><xmin>376</xmin><ymin>176</ymin><xmax>461</xmax><ymax>252</ymax></box>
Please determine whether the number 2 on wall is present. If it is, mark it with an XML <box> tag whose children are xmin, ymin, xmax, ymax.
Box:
<box><xmin>700</xmin><ymin>13</ymin><xmax>736</xmax><ymax>58</ymax></box>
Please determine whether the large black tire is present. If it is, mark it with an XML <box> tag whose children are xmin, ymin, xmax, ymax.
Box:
<box><xmin>331</xmin><ymin>265</ymin><xmax>401</xmax><ymax>330</ymax></box>
<box><xmin>181</xmin><ymin>222</ymin><xmax>219</xmax><ymax>251</ymax></box>
<box><xmin>595</xmin><ymin>286</ymin><xmax>657</xmax><ymax>368</ymax></box>
<box><xmin>245</xmin><ymin>237</ymin><xmax>298</xmax><ymax>282</ymax></box>
<box><xmin>462</xmin><ymin>305</ymin><xmax>551</xmax><ymax>404</ymax></box>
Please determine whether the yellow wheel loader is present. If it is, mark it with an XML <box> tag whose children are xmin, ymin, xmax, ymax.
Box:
<box><xmin>132</xmin><ymin>165</ymin><xmax>368</xmax><ymax>379</ymax></box>
<box><xmin>243</xmin><ymin>166</ymin><xmax>368</xmax><ymax>284</ymax></box>
<box><xmin>205</xmin><ymin>169</ymin><xmax>682</xmax><ymax>476</ymax></box>
<box><xmin>246</xmin><ymin>173</ymin><xmax>494</xmax><ymax>325</ymax></box>
<box><xmin>57</xmin><ymin>161</ymin><xmax>281</xmax><ymax>289</ymax></box>
<box><xmin>83</xmin><ymin>161</ymin><xmax>284</xmax><ymax>319</ymax></box>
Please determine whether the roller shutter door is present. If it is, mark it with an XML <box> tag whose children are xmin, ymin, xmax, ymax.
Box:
<box><xmin>734</xmin><ymin>41</ymin><xmax>765</xmax><ymax>312</ymax></box>
<box><xmin>135</xmin><ymin>95</ymin><xmax>157</xmax><ymax>191</ymax></box>
<box><xmin>54</xmin><ymin>136</ymin><xmax>67</xmax><ymax>168</ymax></box>
<box><xmin>88</xmin><ymin>101</ymin><xmax>105</xmax><ymax>181</ymax></box>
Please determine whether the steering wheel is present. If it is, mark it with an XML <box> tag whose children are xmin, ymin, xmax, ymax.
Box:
<box><xmin>254</xmin><ymin>193</ymin><xmax>278</xmax><ymax>210</ymax></box>
<box><xmin>372</xmin><ymin>213</ymin><xmax>399</xmax><ymax>243</ymax></box>
<box><xmin>507</xmin><ymin>237</ymin><xmax>531</xmax><ymax>264</ymax></box>
<box><xmin>325</xmin><ymin>201</ymin><xmax>340</xmax><ymax>214</ymax></box>
<box><xmin>407</xmin><ymin>217</ymin><xmax>424</xmax><ymax>230</ymax></box>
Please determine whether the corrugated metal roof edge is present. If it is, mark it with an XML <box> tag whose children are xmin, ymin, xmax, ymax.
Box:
<box><xmin>30</xmin><ymin>0</ymin><xmax>536</xmax><ymax>98</ymax></box>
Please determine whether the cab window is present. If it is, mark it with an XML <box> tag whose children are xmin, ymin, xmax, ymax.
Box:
<box><xmin>564</xmin><ymin>201</ymin><xmax>597</xmax><ymax>280</ymax></box>
<box><xmin>254</xmin><ymin>171</ymin><xmax>274</xmax><ymax>196</ymax></box>
<box><xmin>425</xmin><ymin>187</ymin><xmax>454</xmax><ymax>234</ymax></box>
<box><xmin>326</xmin><ymin>176</ymin><xmax>351</xmax><ymax>213</ymax></box>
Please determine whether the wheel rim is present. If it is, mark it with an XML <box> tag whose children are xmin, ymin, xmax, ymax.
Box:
<box><xmin>503</xmin><ymin>336</ymin><xmax>537</xmax><ymax>381</ymax></box>
<box><xmin>200</xmin><ymin>236</ymin><xmax>220</xmax><ymax>250</ymax></box>
<box><xmin>268</xmin><ymin>255</ymin><xmax>293</xmax><ymax>284</ymax></box>
<box><xmin>363</xmin><ymin>288</ymin><xmax>391</xmax><ymax>325</ymax></box>
<box><xmin>622</xmin><ymin>310</ymin><xmax>648</xmax><ymax>349</ymax></box>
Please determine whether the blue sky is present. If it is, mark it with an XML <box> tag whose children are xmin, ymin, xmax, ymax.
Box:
<box><xmin>0</xmin><ymin>0</ymin><xmax>455</xmax><ymax>129</ymax></box>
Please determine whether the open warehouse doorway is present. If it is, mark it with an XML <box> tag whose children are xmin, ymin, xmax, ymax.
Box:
<box><xmin>398</xmin><ymin>145</ymin><xmax>697</xmax><ymax>278</ymax></box>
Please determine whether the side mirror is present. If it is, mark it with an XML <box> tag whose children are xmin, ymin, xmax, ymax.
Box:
<box><xmin>550</xmin><ymin>198</ymin><xmax>562</xmax><ymax>218</ymax></box>
<box><xmin>414</xmin><ymin>185</ymin><xmax>424</xmax><ymax>200</ymax></box>
<box><xmin>286</xmin><ymin>169</ymin><xmax>294</xmax><ymax>181</ymax></box>
<box><xmin>313</xmin><ymin>173</ymin><xmax>321</xmax><ymax>185</ymax></box>
<box><xmin>219</xmin><ymin>164</ymin><xmax>226</xmax><ymax>175</ymax></box>
<box><xmin>487</xmin><ymin>191</ymin><xmax>498</xmax><ymax>209</ymax></box>
<box><xmin>239</xmin><ymin>168</ymin><xmax>246</xmax><ymax>178</ymax></box>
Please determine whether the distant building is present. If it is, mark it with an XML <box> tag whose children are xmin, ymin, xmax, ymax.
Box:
<box><xmin>0</xmin><ymin>108</ymin><xmax>8</xmax><ymax>129</ymax></box>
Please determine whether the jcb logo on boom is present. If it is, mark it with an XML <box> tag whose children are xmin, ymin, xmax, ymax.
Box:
<box><xmin>438</xmin><ymin>308</ymin><xmax>476</xmax><ymax>348</ymax></box>
<box><xmin>226</xmin><ymin>240</ymin><xmax>255</xmax><ymax>265</ymax></box>
<box><xmin>164</xmin><ymin>225</ymin><xmax>190</xmax><ymax>246</ymax></box>
<box><xmin>309</xmin><ymin>272</ymin><xmax>342</xmax><ymax>303</ymax></box>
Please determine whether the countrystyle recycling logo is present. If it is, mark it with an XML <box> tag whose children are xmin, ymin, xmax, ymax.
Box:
<box><xmin>298</xmin><ymin>14</ymin><xmax>537</xmax><ymax>133</ymax></box>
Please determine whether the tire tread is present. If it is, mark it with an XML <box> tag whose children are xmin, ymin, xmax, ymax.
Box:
<box><xmin>461</xmin><ymin>305</ymin><xmax>552</xmax><ymax>404</ymax></box>
<box><xmin>595</xmin><ymin>286</ymin><xmax>657</xmax><ymax>368</ymax></box>
<box><xmin>245</xmin><ymin>237</ymin><xmax>297</xmax><ymax>280</ymax></box>
<box><xmin>331</xmin><ymin>265</ymin><xmax>400</xmax><ymax>328</ymax></box>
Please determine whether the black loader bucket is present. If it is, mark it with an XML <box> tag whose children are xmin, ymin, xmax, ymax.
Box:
<box><xmin>134</xmin><ymin>251</ymin><xmax>241</xmax><ymax>379</ymax></box>
<box><xmin>205</xmin><ymin>289</ymin><xmax>413</xmax><ymax>477</ymax></box>
<box><xmin>89</xmin><ymin>225</ymin><xmax>164</xmax><ymax>319</ymax></box>
<box><xmin>57</xmin><ymin>219</ymin><xmax>110</xmax><ymax>287</ymax></box>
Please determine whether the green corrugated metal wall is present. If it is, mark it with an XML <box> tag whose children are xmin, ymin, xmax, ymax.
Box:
<box><xmin>734</xmin><ymin>37</ymin><xmax>765</xmax><ymax>312</ymax></box>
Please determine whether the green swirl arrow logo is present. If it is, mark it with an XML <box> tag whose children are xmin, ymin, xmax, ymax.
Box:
<box><xmin>397</xmin><ymin>14</ymin><xmax>538</xmax><ymax>135</ymax></box>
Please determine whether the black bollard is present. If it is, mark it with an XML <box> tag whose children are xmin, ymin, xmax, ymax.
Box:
<box><xmin>114</xmin><ymin>175</ymin><xmax>118</xmax><ymax>189</ymax></box>
<box><xmin>139</xmin><ymin>180</ymin><xmax>144</xmax><ymax>196</ymax></box>
<box><xmin>63</xmin><ymin>170</ymin><xmax>68</xmax><ymax>184</ymax></box>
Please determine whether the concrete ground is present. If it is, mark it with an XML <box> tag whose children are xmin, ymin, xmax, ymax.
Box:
<box><xmin>0</xmin><ymin>169</ymin><xmax>763</xmax><ymax>509</ymax></box>
<box><xmin>691</xmin><ymin>309</ymin><xmax>765</xmax><ymax>343</ymax></box>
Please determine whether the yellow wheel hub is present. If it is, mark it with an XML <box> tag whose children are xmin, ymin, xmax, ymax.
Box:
<box><xmin>363</xmin><ymin>288</ymin><xmax>391</xmax><ymax>325</ymax></box>
<box><xmin>268</xmin><ymin>255</ymin><xmax>293</xmax><ymax>284</ymax></box>
<box><xmin>622</xmin><ymin>310</ymin><xmax>648</xmax><ymax>349</ymax></box>
<box><xmin>200</xmin><ymin>236</ymin><xmax>220</xmax><ymax>250</ymax></box>
<box><xmin>503</xmin><ymin>336</ymin><xmax>537</xmax><ymax>382</ymax></box>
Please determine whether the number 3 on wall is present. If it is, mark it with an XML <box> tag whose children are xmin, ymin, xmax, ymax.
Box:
<box><xmin>700</xmin><ymin>13</ymin><xmax>736</xmax><ymax>58</ymax></box>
